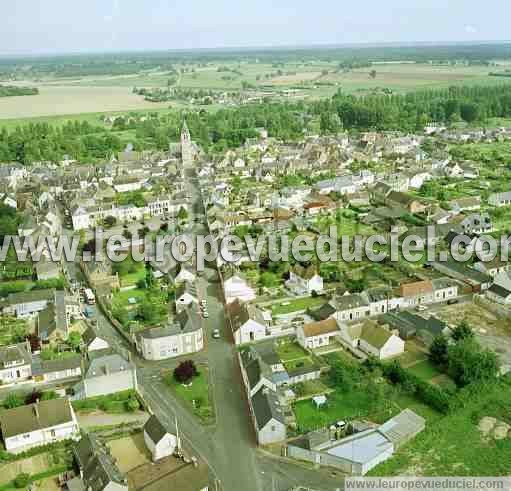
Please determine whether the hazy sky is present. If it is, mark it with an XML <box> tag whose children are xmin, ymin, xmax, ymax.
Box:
<box><xmin>2</xmin><ymin>0</ymin><xmax>510</xmax><ymax>55</ymax></box>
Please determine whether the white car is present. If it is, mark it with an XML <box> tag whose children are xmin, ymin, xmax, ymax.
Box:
<box><xmin>201</xmin><ymin>299</ymin><xmax>208</xmax><ymax>308</ymax></box>
<box><xmin>203</xmin><ymin>311</ymin><xmax>209</xmax><ymax>318</ymax></box>
<box><xmin>212</xmin><ymin>329</ymin><xmax>220</xmax><ymax>339</ymax></box>
<box><xmin>416</xmin><ymin>305</ymin><xmax>427</xmax><ymax>312</ymax></box>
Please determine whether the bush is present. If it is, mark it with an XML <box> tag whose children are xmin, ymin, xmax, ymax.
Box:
<box><xmin>14</xmin><ymin>473</ymin><xmax>30</xmax><ymax>488</ymax></box>
<box><xmin>126</xmin><ymin>395</ymin><xmax>140</xmax><ymax>412</ymax></box>
<box><xmin>382</xmin><ymin>361</ymin><xmax>452</xmax><ymax>414</ymax></box>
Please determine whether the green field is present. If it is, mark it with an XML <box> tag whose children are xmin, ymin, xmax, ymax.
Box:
<box><xmin>0</xmin><ymin>62</ymin><xmax>501</xmax><ymax>123</ymax></box>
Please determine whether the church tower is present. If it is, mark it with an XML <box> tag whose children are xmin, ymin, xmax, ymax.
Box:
<box><xmin>181</xmin><ymin>120</ymin><xmax>193</xmax><ymax>168</ymax></box>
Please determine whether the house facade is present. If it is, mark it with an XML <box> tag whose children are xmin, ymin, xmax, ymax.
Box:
<box><xmin>143</xmin><ymin>415</ymin><xmax>178</xmax><ymax>462</ymax></box>
<box><xmin>0</xmin><ymin>398</ymin><xmax>79</xmax><ymax>453</ymax></box>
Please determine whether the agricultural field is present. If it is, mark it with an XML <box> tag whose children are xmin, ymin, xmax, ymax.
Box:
<box><xmin>0</xmin><ymin>62</ymin><xmax>500</xmax><ymax>121</ymax></box>
<box><xmin>0</xmin><ymin>85</ymin><xmax>170</xmax><ymax>120</ymax></box>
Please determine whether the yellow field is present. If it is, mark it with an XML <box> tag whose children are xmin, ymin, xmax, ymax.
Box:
<box><xmin>0</xmin><ymin>85</ymin><xmax>170</xmax><ymax>119</ymax></box>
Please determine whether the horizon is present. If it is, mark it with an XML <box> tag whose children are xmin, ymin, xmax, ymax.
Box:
<box><xmin>3</xmin><ymin>0</ymin><xmax>511</xmax><ymax>56</ymax></box>
<box><xmin>2</xmin><ymin>39</ymin><xmax>511</xmax><ymax>59</ymax></box>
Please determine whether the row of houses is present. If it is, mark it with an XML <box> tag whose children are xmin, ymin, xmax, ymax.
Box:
<box><xmin>224</xmin><ymin>276</ymin><xmax>460</xmax><ymax>348</ymax></box>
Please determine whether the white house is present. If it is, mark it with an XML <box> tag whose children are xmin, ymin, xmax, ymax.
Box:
<box><xmin>297</xmin><ymin>318</ymin><xmax>341</xmax><ymax>350</ymax></box>
<box><xmin>286</xmin><ymin>264</ymin><xmax>324</xmax><ymax>295</ymax></box>
<box><xmin>135</xmin><ymin>309</ymin><xmax>204</xmax><ymax>360</ymax></box>
<box><xmin>0</xmin><ymin>398</ymin><xmax>80</xmax><ymax>453</ymax></box>
<box><xmin>143</xmin><ymin>415</ymin><xmax>178</xmax><ymax>462</ymax></box>
<box><xmin>0</xmin><ymin>342</ymin><xmax>32</xmax><ymax>385</ymax></box>
<box><xmin>489</xmin><ymin>191</ymin><xmax>511</xmax><ymax>207</ymax></box>
<box><xmin>227</xmin><ymin>299</ymin><xmax>268</xmax><ymax>345</ymax></box>
<box><xmin>223</xmin><ymin>272</ymin><xmax>256</xmax><ymax>304</ymax></box>
<box><xmin>175</xmin><ymin>281</ymin><xmax>199</xmax><ymax>312</ymax></box>
<box><xmin>251</xmin><ymin>388</ymin><xmax>287</xmax><ymax>445</ymax></box>
<box><xmin>330</xmin><ymin>294</ymin><xmax>371</xmax><ymax>323</ymax></box>
<box><xmin>357</xmin><ymin>322</ymin><xmax>405</xmax><ymax>360</ymax></box>
<box><xmin>82</xmin><ymin>325</ymin><xmax>110</xmax><ymax>352</ymax></box>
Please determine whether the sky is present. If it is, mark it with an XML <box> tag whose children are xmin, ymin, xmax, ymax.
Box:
<box><xmin>2</xmin><ymin>0</ymin><xmax>511</xmax><ymax>55</ymax></box>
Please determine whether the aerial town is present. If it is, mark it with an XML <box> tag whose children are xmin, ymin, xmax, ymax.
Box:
<box><xmin>1</xmin><ymin>5</ymin><xmax>511</xmax><ymax>491</ymax></box>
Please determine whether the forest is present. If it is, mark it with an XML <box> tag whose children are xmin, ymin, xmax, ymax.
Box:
<box><xmin>2</xmin><ymin>83</ymin><xmax>511</xmax><ymax>164</ymax></box>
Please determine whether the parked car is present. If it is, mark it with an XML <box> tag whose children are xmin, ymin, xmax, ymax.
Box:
<box><xmin>447</xmin><ymin>298</ymin><xmax>459</xmax><ymax>305</ymax></box>
<box><xmin>416</xmin><ymin>305</ymin><xmax>427</xmax><ymax>312</ymax></box>
<box><xmin>212</xmin><ymin>329</ymin><xmax>220</xmax><ymax>339</ymax></box>
<box><xmin>203</xmin><ymin>311</ymin><xmax>209</xmax><ymax>319</ymax></box>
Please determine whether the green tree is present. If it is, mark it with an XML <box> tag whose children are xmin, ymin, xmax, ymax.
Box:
<box><xmin>448</xmin><ymin>339</ymin><xmax>499</xmax><ymax>387</ymax></box>
<box><xmin>430</xmin><ymin>334</ymin><xmax>449</xmax><ymax>366</ymax></box>
<box><xmin>177</xmin><ymin>206</ymin><xmax>188</xmax><ymax>221</ymax></box>
<box><xmin>67</xmin><ymin>331</ymin><xmax>82</xmax><ymax>351</ymax></box>
<box><xmin>452</xmin><ymin>320</ymin><xmax>474</xmax><ymax>342</ymax></box>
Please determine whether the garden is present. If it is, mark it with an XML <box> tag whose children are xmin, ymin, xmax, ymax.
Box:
<box><xmin>164</xmin><ymin>361</ymin><xmax>214</xmax><ymax>425</ymax></box>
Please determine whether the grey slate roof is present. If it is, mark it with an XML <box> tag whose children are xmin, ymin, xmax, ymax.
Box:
<box><xmin>251</xmin><ymin>388</ymin><xmax>285</xmax><ymax>430</ymax></box>
<box><xmin>85</xmin><ymin>353</ymin><xmax>135</xmax><ymax>379</ymax></box>
<box><xmin>73</xmin><ymin>433</ymin><xmax>127</xmax><ymax>491</ymax></box>
<box><xmin>144</xmin><ymin>414</ymin><xmax>169</xmax><ymax>444</ymax></box>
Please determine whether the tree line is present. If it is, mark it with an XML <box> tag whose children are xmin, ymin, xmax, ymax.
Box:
<box><xmin>0</xmin><ymin>84</ymin><xmax>38</xmax><ymax>97</ymax></box>
<box><xmin>2</xmin><ymin>83</ymin><xmax>511</xmax><ymax>164</ymax></box>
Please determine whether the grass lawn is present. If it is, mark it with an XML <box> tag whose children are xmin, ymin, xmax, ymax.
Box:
<box><xmin>407</xmin><ymin>360</ymin><xmax>443</xmax><ymax>382</ymax></box>
<box><xmin>295</xmin><ymin>378</ymin><xmax>332</xmax><ymax>398</ymax></box>
<box><xmin>271</xmin><ymin>296</ymin><xmax>327</xmax><ymax>316</ymax></box>
<box><xmin>396</xmin><ymin>341</ymin><xmax>428</xmax><ymax>367</ymax></box>
<box><xmin>165</xmin><ymin>368</ymin><xmax>214</xmax><ymax>425</ymax></box>
<box><xmin>293</xmin><ymin>382</ymin><xmax>441</xmax><ymax>434</ymax></box>
<box><xmin>294</xmin><ymin>385</ymin><xmax>388</xmax><ymax>432</ymax></box>
<box><xmin>370</xmin><ymin>380</ymin><xmax>511</xmax><ymax>476</ymax></box>
<box><xmin>276</xmin><ymin>341</ymin><xmax>310</xmax><ymax>362</ymax></box>
<box><xmin>294</xmin><ymin>352</ymin><xmax>443</xmax><ymax>433</ymax></box>
<box><xmin>72</xmin><ymin>390</ymin><xmax>139</xmax><ymax>414</ymax></box>
<box><xmin>112</xmin><ymin>288</ymin><xmax>146</xmax><ymax>309</ymax></box>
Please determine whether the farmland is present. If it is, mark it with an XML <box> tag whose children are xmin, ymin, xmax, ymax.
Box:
<box><xmin>0</xmin><ymin>85</ymin><xmax>170</xmax><ymax>120</ymax></box>
<box><xmin>0</xmin><ymin>61</ymin><xmax>502</xmax><ymax>123</ymax></box>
